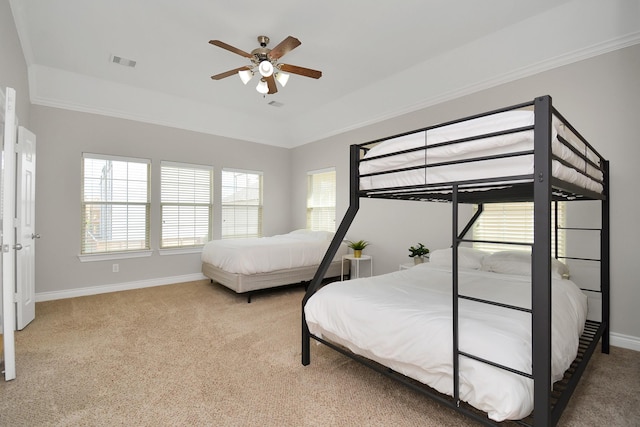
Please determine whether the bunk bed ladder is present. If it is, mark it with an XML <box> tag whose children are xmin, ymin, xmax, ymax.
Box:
<box><xmin>450</xmin><ymin>96</ymin><xmax>556</xmax><ymax>426</ymax></box>
<box><xmin>453</xmin><ymin>188</ymin><xmax>537</xmax><ymax>427</ymax></box>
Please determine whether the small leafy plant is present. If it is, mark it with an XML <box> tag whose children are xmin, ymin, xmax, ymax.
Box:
<box><xmin>408</xmin><ymin>243</ymin><xmax>430</xmax><ymax>258</ymax></box>
<box><xmin>346</xmin><ymin>240</ymin><xmax>370</xmax><ymax>250</ymax></box>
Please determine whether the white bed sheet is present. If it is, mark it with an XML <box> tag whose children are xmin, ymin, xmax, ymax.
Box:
<box><xmin>359</xmin><ymin>110</ymin><xmax>603</xmax><ymax>193</ymax></box>
<box><xmin>304</xmin><ymin>263</ymin><xmax>588</xmax><ymax>422</ymax></box>
<box><xmin>201</xmin><ymin>230</ymin><xmax>347</xmax><ymax>275</ymax></box>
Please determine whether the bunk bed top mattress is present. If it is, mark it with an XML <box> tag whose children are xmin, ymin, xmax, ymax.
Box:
<box><xmin>359</xmin><ymin>110</ymin><xmax>603</xmax><ymax>194</ymax></box>
<box><xmin>304</xmin><ymin>263</ymin><xmax>588</xmax><ymax>422</ymax></box>
<box><xmin>201</xmin><ymin>230</ymin><xmax>347</xmax><ymax>275</ymax></box>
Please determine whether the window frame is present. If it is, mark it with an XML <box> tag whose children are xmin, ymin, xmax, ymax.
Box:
<box><xmin>221</xmin><ymin>168</ymin><xmax>263</xmax><ymax>239</ymax></box>
<box><xmin>472</xmin><ymin>201</ymin><xmax>566</xmax><ymax>257</ymax></box>
<box><xmin>79</xmin><ymin>153</ymin><xmax>151</xmax><ymax>261</ymax></box>
<box><xmin>306</xmin><ymin>167</ymin><xmax>336</xmax><ymax>232</ymax></box>
<box><xmin>159</xmin><ymin>161</ymin><xmax>213</xmax><ymax>252</ymax></box>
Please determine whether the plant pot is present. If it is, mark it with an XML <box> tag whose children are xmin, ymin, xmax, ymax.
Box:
<box><xmin>413</xmin><ymin>256</ymin><xmax>424</xmax><ymax>265</ymax></box>
<box><xmin>353</xmin><ymin>250</ymin><xmax>362</xmax><ymax>258</ymax></box>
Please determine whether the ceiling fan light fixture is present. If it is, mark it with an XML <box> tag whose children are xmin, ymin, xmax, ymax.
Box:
<box><xmin>275</xmin><ymin>71</ymin><xmax>290</xmax><ymax>87</ymax></box>
<box><xmin>238</xmin><ymin>69</ymin><xmax>253</xmax><ymax>84</ymax></box>
<box><xmin>258</xmin><ymin>60</ymin><xmax>274</xmax><ymax>77</ymax></box>
<box><xmin>209</xmin><ymin>35</ymin><xmax>322</xmax><ymax>96</ymax></box>
<box><xmin>256</xmin><ymin>79</ymin><xmax>269</xmax><ymax>94</ymax></box>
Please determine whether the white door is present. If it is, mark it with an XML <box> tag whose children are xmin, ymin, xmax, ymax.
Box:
<box><xmin>16</xmin><ymin>126</ymin><xmax>36</xmax><ymax>330</ymax></box>
<box><xmin>1</xmin><ymin>87</ymin><xmax>17</xmax><ymax>381</ymax></box>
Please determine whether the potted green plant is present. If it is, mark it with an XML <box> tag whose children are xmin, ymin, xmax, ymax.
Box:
<box><xmin>408</xmin><ymin>243</ymin><xmax>430</xmax><ymax>264</ymax></box>
<box><xmin>346</xmin><ymin>239</ymin><xmax>370</xmax><ymax>258</ymax></box>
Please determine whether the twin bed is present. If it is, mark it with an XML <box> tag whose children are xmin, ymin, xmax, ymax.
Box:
<box><xmin>302</xmin><ymin>96</ymin><xmax>609</xmax><ymax>426</ymax></box>
<box><xmin>201</xmin><ymin>229</ymin><xmax>348</xmax><ymax>302</ymax></box>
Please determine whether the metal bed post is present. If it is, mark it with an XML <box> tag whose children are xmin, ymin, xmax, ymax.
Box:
<box><xmin>601</xmin><ymin>159</ymin><xmax>610</xmax><ymax>353</ymax></box>
<box><xmin>553</xmin><ymin>201</ymin><xmax>559</xmax><ymax>260</ymax></box>
<box><xmin>532</xmin><ymin>95</ymin><xmax>553</xmax><ymax>426</ymax></box>
<box><xmin>302</xmin><ymin>144</ymin><xmax>361</xmax><ymax>366</ymax></box>
<box><xmin>452</xmin><ymin>184</ymin><xmax>460</xmax><ymax>405</ymax></box>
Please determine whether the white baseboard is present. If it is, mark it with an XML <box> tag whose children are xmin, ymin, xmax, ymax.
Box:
<box><xmin>611</xmin><ymin>332</ymin><xmax>640</xmax><ymax>352</ymax></box>
<box><xmin>35</xmin><ymin>273</ymin><xmax>208</xmax><ymax>302</ymax></box>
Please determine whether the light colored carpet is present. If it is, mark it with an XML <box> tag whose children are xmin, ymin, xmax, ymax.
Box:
<box><xmin>0</xmin><ymin>280</ymin><xmax>638</xmax><ymax>426</ymax></box>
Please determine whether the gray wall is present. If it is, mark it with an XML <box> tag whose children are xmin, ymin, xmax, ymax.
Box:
<box><xmin>31</xmin><ymin>106</ymin><xmax>291</xmax><ymax>294</ymax></box>
<box><xmin>291</xmin><ymin>44</ymin><xmax>640</xmax><ymax>342</ymax></box>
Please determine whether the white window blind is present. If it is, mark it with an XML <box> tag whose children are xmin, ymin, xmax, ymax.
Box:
<box><xmin>81</xmin><ymin>153</ymin><xmax>150</xmax><ymax>254</ymax></box>
<box><xmin>306</xmin><ymin>168</ymin><xmax>336</xmax><ymax>232</ymax></box>
<box><xmin>160</xmin><ymin>162</ymin><xmax>212</xmax><ymax>249</ymax></box>
<box><xmin>472</xmin><ymin>202</ymin><xmax>566</xmax><ymax>256</ymax></box>
<box><xmin>221</xmin><ymin>169</ymin><xmax>263</xmax><ymax>239</ymax></box>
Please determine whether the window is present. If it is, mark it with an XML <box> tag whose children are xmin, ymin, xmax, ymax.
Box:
<box><xmin>307</xmin><ymin>168</ymin><xmax>336</xmax><ymax>232</ymax></box>
<box><xmin>221</xmin><ymin>169</ymin><xmax>263</xmax><ymax>239</ymax></box>
<box><xmin>160</xmin><ymin>162</ymin><xmax>212</xmax><ymax>249</ymax></box>
<box><xmin>81</xmin><ymin>153</ymin><xmax>150</xmax><ymax>255</ymax></box>
<box><xmin>472</xmin><ymin>202</ymin><xmax>566</xmax><ymax>256</ymax></box>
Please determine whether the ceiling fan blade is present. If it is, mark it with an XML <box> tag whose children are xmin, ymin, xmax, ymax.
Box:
<box><xmin>211</xmin><ymin>66</ymin><xmax>252</xmax><ymax>80</ymax></box>
<box><xmin>279</xmin><ymin>63</ymin><xmax>322</xmax><ymax>79</ymax></box>
<box><xmin>266</xmin><ymin>74</ymin><xmax>278</xmax><ymax>94</ymax></box>
<box><xmin>268</xmin><ymin>36</ymin><xmax>301</xmax><ymax>61</ymax></box>
<box><xmin>209</xmin><ymin>40</ymin><xmax>253</xmax><ymax>59</ymax></box>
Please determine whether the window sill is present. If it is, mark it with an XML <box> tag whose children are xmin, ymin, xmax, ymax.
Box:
<box><xmin>158</xmin><ymin>247</ymin><xmax>203</xmax><ymax>256</ymax></box>
<box><xmin>78</xmin><ymin>250</ymin><xmax>153</xmax><ymax>262</ymax></box>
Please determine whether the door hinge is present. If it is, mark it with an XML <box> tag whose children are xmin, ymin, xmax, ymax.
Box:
<box><xmin>13</xmin><ymin>293</ymin><xmax>19</xmax><ymax>303</ymax></box>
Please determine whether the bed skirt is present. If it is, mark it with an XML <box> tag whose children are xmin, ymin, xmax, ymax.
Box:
<box><xmin>202</xmin><ymin>259</ymin><xmax>346</xmax><ymax>295</ymax></box>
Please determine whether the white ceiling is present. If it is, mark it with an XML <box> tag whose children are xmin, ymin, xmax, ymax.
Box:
<box><xmin>9</xmin><ymin>0</ymin><xmax>640</xmax><ymax>147</ymax></box>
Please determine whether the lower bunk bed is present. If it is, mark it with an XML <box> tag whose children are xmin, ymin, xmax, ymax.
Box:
<box><xmin>301</xmin><ymin>95</ymin><xmax>610</xmax><ymax>426</ymax></box>
<box><xmin>305</xmin><ymin>249</ymin><xmax>589</xmax><ymax>422</ymax></box>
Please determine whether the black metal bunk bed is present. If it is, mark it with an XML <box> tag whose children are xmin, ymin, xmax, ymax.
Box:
<box><xmin>301</xmin><ymin>95</ymin><xmax>609</xmax><ymax>427</ymax></box>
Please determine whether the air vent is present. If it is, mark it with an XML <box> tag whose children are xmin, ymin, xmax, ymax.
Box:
<box><xmin>268</xmin><ymin>100</ymin><xmax>284</xmax><ymax>107</ymax></box>
<box><xmin>110</xmin><ymin>55</ymin><xmax>137</xmax><ymax>68</ymax></box>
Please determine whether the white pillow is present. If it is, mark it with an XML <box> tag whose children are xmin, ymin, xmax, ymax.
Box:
<box><xmin>429</xmin><ymin>247</ymin><xmax>487</xmax><ymax>270</ymax></box>
<box><xmin>481</xmin><ymin>250</ymin><xmax>570</xmax><ymax>278</ymax></box>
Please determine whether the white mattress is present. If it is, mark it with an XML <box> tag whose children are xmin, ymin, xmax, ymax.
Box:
<box><xmin>359</xmin><ymin>110</ymin><xmax>603</xmax><ymax>194</ymax></box>
<box><xmin>201</xmin><ymin>230</ymin><xmax>347</xmax><ymax>275</ymax></box>
<box><xmin>304</xmin><ymin>263</ymin><xmax>588</xmax><ymax>422</ymax></box>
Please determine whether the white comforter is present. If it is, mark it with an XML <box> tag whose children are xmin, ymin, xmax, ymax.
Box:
<box><xmin>304</xmin><ymin>263</ymin><xmax>587</xmax><ymax>421</ymax></box>
<box><xmin>359</xmin><ymin>110</ymin><xmax>603</xmax><ymax>194</ymax></box>
<box><xmin>201</xmin><ymin>230</ymin><xmax>346</xmax><ymax>275</ymax></box>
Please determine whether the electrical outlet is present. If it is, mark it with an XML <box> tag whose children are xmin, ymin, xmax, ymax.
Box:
<box><xmin>112</xmin><ymin>263</ymin><xmax>119</xmax><ymax>273</ymax></box>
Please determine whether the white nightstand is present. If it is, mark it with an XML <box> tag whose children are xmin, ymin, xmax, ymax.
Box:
<box><xmin>400</xmin><ymin>258</ymin><xmax>429</xmax><ymax>270</ymax></box>
<box><xmin>342</xmin><ymin>254</ymin><xmax>373</xmax><ymax>280</ymax></box>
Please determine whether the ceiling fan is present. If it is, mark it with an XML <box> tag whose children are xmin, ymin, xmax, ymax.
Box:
<box><xmin>209</xmin><ymin>35</ymin><xmax>322</xmax><ymax>95</ymax></box>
